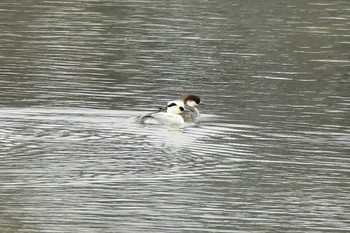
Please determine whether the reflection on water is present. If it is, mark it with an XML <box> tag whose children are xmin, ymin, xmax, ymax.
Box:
<box><xmin>0</xmin><ymin>0</ymin><xmax>349</xmax><ymax>232</ymax></box>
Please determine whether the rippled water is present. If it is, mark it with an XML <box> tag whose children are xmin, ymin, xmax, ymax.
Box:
<box><xmin>1</xmin><ymin>0</ymin><xmax>349</xmax><ymax>232</ymax></box>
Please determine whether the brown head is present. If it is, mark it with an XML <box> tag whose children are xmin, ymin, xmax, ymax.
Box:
<box><xmin>183</xmin><ymin>94</ymin><xmax>201</xmax><ymax>107</ymax></box>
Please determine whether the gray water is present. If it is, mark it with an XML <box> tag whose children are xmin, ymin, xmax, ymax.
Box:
<box><xmin>1</xmin><ymin>0</ymin><xmax>349</xmax><ymax>232</ymax></box>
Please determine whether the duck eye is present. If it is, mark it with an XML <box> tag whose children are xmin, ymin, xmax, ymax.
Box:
<box><xmin>179</xmin><ymin>107</ymin><xmax>184</xmax><ymax>111</ymax></box>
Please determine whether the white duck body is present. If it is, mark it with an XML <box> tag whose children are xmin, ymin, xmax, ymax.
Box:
<box><xmin>149</xmin><ymin>111</ymin><xmax>184</xmax><ymax>125</ymax></box>
<box><xmin>138</xmin><ymin>101</ymin><xmax>184</xmax><ymax>125</ymax></box>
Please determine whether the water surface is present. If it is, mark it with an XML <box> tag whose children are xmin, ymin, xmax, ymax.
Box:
<box><xmin>0</xmin><ymin>0</ymin><xmax>349</xmax><ymax>232</ymax></box>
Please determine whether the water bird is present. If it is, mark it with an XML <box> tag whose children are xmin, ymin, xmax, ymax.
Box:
<box><xmin>181</xmin><ymin>94</ymin><xmax>201</xmax><ymax>121</ymax></box>
<box><xmin>137</xmin><ymin>101</ymin><xmax>185</xmax><ymax>125</ymax></box>
<box><xmin>158</xmin><ymin>94</ymin><xmax>201</xmax><ymax>122</ymax></box>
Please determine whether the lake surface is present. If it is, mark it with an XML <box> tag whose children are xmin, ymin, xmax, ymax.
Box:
<box><xmin>1</xmin><ymin>0</ymin><xmax>349</xmax><ymax>232</ymax></box>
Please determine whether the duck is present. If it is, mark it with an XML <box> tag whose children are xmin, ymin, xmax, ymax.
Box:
<box><xmin>137</xmin><ymin>101</ymin><xmax>185</xmax><ymax>125</ymax></box>
<box><xmin>181</xmin><ymin>94</ymin><xmax>201</xmax><ymax>121</ymax></box>
<box><xmin>158</xmin><ymin>94</ymin><xmax>201</xmax><ymax>122</ymax></box>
